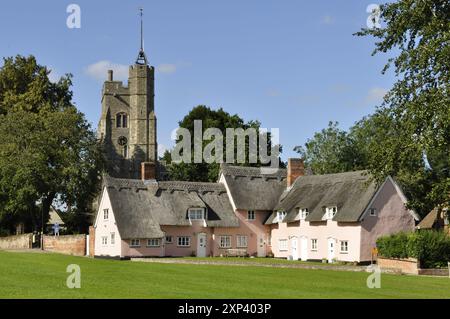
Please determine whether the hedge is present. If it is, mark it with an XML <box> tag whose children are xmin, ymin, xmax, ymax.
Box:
<box><xmin>377</xmin><ymin>231</ymin><xmax>450</xmax><ymax>268</ymax></box>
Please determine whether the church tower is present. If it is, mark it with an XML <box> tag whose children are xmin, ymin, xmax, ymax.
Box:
<box><xmin>97</xmin><ymin>9</ymin><xmax>157</xmax><ymax>179</ymax></box>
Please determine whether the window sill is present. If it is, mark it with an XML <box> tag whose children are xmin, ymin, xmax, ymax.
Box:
<box><xmin>146</xmin><ymin>246</ymin><xmax>160</xmax><ymax>248</ymax></box>
<box><xmin>130</xmin><ymin>246</ymin><xmax>141</xmax><ymax>248</ymax></box>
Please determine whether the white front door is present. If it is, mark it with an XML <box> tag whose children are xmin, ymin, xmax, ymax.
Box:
<box><xmin>300</xmin><ymin>237</ymin><xmax>308</xmax><ymax>261</ymax></box>
<box><xmin>257</xmin><ymin>234</ymin><xmax>266</xmax><ymax>257</ymax></box>
<box><xmin>197</xmin><ymin>233</ymin><xmax>207</xmax><ymax>257</ymax></box>
<box><xmin>291</xmin><ymin>238</ymin><xmax>298</xmax><ymax>260</ymax></box>
<box><xmin>327</xmin><ymin>238</ymin><xmax>335</xmax><ymax>263</ymax></box>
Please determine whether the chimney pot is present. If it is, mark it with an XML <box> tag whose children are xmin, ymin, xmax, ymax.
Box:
<box><xmin>287</xmin><ymin>158</ymin><xmax>304</xmax><ymax>188</ymax></box>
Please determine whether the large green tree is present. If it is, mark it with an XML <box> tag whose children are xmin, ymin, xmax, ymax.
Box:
<box><xmin>0</xmin><ymin>55</ymin><xmax>103</xmax><ymax>234</ymax></box>
<box><xmin>355</xmin><ymin>0</ymin><xmax>449</xmax><ymax>214</ymax></box>
<box><xmin>162</xmin><ymin>105</ymin><xmax>282</xmax><ymax>182</ymax></box>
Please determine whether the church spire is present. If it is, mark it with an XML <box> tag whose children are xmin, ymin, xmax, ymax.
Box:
<box><xmin>135</xmin><ymin>8</ymin><xmax>148</xmax><ymax>65</ymax></box>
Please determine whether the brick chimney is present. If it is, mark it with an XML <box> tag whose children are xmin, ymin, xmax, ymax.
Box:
<box><xmin>141</xmin><ymin>162</ymin><xmax>156</xmax><ymax>181</ymax></box>
<box><xmin>287</xmin><ymin>158</ymin><xmax>304</xmax><ymax>188</ymax></box>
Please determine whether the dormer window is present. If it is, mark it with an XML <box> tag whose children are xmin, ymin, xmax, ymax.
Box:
<box><xmin>325</xmin><ymin>206</ymin><xmax>337</xmax><ymax>220</ymax></box>
<box><xmin>276</xmin><ymin>211</ymin><xmax>286</xmax><ymax>223</ymax></box>
<box><xmin>188</xmin><ymin>208</ymin><xmax>205</xmax><ymax>220</ymax></box>
<box><xmin>299</xmin><ymin>208</ymin><xmax>309</xmax><ymax>220</ymax></box>
<box><xmin>116</xmin><ymin>112</ymin><xmax>128</xmax><ymax>128</ymax></box>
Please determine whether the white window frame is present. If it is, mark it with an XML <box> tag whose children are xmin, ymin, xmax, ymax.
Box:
<box><xmin>276</xmin><ymin>211</ymin><xmax>286</xmax><ymax>223</ymax></box>
<box><xmin>219</xmin><ymin>235</ymin><xmax>232</xmax><ymax>249</ymax></box>
<box><xmin>147</xmin><ymin>238</ymin><xmax>160</xmax><ymax>247</ymax></box>
<box><xmin>278</xmin><ymin>239</ymin><xmax>288</xmax><ymax>251</ymax></box>
<box><xmin>247</xmin><ymin>210</ymin><xmax>255</xmax><ymax>220</ymax></box>
<box><xmin>130</xmin><ymin>239</ymin><xmax>141</xmax><ymax>247</ymax></box>
<box><xmin>110</xmin><ymin>232</ymin><xmax>115</xmax><ymax>245</ymax></box>
<box><xmin>101</xmin><ymin>236</ymin><xmax>108</xmax><ymax>246</ymax></box>
<box><xmin>177</xmin><ymin>236</ymin><xmax>191</xmax><ymax>247</ymax></box>
<box><xmin>340</xmin><ymin>240</ymin><xmax>349</xmax><ymax>253</ymax></box>
<box><xmin>103</xmin><ymin>208</ymin><xmax>109</xmax><ymax>220</ymax></box>
<box><xmin>188</xmin><ymin>208</ymin><xmax>205</xmax><ymax>220</ymax></box>
<box><xmin>165</xmin><ymin>235</ymin><xmax>173</xmax><ymax>244</ymax></box>
<box><xmin>369</xmin><ymin>208</ymin><xmax>377</xmax><ymax>216</ymax></box>
<box><xmin>236</xmin><ymin>235</ymin><xmax>248</xmax><ymax>248</ymax></box>
<box><xmin>311</xmin><ymin>239</ymin><xmax>318</xmax><ymax>251</ymax></box>
<box><xmin>326</xmin><ymin>206</ymin><xmax>338</xmax><ymax>219</ymax></box>
<box><xmin>299</xmin><ymin>208</ymin><xmax>309</xmax><ymax>220</ymax></box>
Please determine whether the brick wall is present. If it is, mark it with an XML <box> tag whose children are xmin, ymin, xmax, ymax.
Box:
<box><xmin>43</xmin><ymin>235</ymin><xmax>86</xmax><ymax>256</ymax></box>
<box><xmin>377</xmin><ymin>256</ymin><xmax>419</xmax><ymax>275</ymax></box>
<box><xmin>0</xmin><ymin>233</ymin><xmax>33</xmax><ymax>249</ymax></box>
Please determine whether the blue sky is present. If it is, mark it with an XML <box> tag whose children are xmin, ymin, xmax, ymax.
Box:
<box><xmin>0</xmin><ymin>0</ymin><xmax>394</xmax><ymax>159</ymax></box>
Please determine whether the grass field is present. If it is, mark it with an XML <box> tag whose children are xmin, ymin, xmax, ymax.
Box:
<box><xmin>0</xmin><ymin>251</ymin><xmax>449</xmax><ymax>299</ymax></box>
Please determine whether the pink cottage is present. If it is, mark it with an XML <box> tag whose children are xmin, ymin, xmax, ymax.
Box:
<box><xmin>93</xmin><ymin>160</ymin><xmax>419</xmax><ymax>263</ymax></box>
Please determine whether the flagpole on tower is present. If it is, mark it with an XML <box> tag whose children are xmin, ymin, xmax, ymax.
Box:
<box><xmin>136</xmin><ymin>7</ymin><xmax>148</xmax><ymax>65</ymax></box>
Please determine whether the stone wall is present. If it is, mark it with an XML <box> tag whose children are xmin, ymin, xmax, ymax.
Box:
<box><xmin>43</xmin><ymin>235</ymin><xmax>86</xmax><ymax>256</ymax></box>
<box><xmin>0</xmin><ymin>233</ymin><xmax>33</xmax><ymax>249</ymax></box>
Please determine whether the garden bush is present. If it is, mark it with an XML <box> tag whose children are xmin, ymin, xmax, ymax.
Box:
<box><xmin>377</xmin><ymin>231</ymin><xmax>450</xmax><ymax>268</ymax></box>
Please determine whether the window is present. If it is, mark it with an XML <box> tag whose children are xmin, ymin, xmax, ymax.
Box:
<box><xmin>130</xmin><ymin>239</ymin><xmax>140</xmax><ymax>247</ymax></box>
<box><xmin>276</xmin><ymin>211</ymin><xmax>286</xmax><ymax>223</ymax></box>
<box><xmin>117</xmin><ymin>136</ymin><xmax>128</xmax><ymax>158</ymax></box>
<box><xmin>110</xmin><ymin>232</ymin><xmax>115</xmax><ymax>245</ymax></box>
<box><xmin>101</xmin><ymin>236</ymin><xmax>108</xmax><ymax>245</ymax></box>
<box><xmin>236</xmin><ymin>235</ymin><xmax>248</xmax><ymax>248</ymax></box>
<box><xmin>340</xmin><ymin>240</ymin><xmax>349</xmax><ymax>253</ymax></box>
<box><xmin>165</xmin><ymin>235</ymin><xmax>173</xmax><ymax>244</ymax></box>
<box><xmin>147</xmin><ymin>238</ymin><xmax>160</xmax><ymax>247</ymax></box>
<box><xmin>299</xmin><ymin>208</ymin><xmax>309</xmax><ymax>220</ymax></box>
<box><xmin>116</xmin><ymin>113</ymin><xmax>128</xmax><ymax>128</ymax></box>
<box><xmin>188</xmin><ymin>208</ymin><xmax>205</xmax><ymax>220</ymax></box>
<box><xmin>247</xmin><ymin>211</ymin><xmax>255</xmax><ymax>220</ymax></box>
<box><xmin>177</xmin><ymin>236</ymin><xmax>191</xmax><ymax>247</ymax></box>
<box><xmin>278</xmin><ymin>239</ymin><xmax>288</xmax><ymax>251</ymax></box>
<box><xmin>311</xmin><ymin>239</ymin><xmax>318</xmax><ymax>251</ymax></box>
<box><xmin>325</xmin><ymin>206</ymin><xmax>338</xmax><ymax>219</ymax></box>
<box><xmin>219</xmin><ymin>236</ymin><xmax>232</xmax><ymax>248</ymax></box>
<box><xmin>103</xmin><ymin>209</ymin><xmax>109</xmax><ymax>220</ymax></box>
<box><xmin>369</xmin><ymin>208</ymin><xmax>377</xmax><ymax>216</ymax></box>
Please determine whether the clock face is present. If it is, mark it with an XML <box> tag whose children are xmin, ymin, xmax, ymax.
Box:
<box><xmin>117</xmin><ymin>136</ymin><xmax>127</xmax><ymax>146</ymax></box>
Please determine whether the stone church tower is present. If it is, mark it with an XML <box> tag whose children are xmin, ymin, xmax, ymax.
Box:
<box><xmin>97</xmin><ymin>13</ymin><xmax>157</xmax><ymax>179</ymax></box>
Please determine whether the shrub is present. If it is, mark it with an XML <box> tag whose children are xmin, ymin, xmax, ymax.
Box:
<box><xmin>376</xmin><ymin>232</ymin><xmax>409</xmax><ymax>259</ymax></box>
<box><xmin>377</xmin><ymin>231</ymin><xmax>450</xmax><ymax>268</ymax></box>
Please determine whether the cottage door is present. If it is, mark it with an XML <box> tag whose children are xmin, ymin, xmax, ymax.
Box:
<box><xmin>257</xmin><ymin>235</ymin><xmax>266</xmax><ymax>257</ymax></box>
<box><xmin>327</xmin><ymin>238</ymin><xmax>335</xmax><ymax>263</ymax></box>
<box><xmin>196</xmin><ymin>233</ymin><xmax>207</xmax><ymax>257</ymax></box>
<box><xmin>291</xmin><ymin>238</ymin><xmax>298</xmax><ymax>260</ymax></box>
<box><xmin>300</xmin><ymin>236</ymin><xmax>308</xmax><ymax>261</ymax></box>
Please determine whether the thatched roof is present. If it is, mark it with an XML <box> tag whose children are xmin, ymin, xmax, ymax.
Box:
<box><xmin>266</xmin><ymin>171</ymin><xmax>378</xmax><ymax>224</ymax></box>
<box><xmin>102</xmin><ymin>176</ymin><xmax>238</xmax><ymax>239</ymax></box>
<box><xmin>220</xmin><ymin>164</ymin><xmax>287</xmax><ymax>211</ymax></box>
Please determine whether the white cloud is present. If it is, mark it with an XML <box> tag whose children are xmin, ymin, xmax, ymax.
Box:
<box><xmin>365</xmin><ymin>87</ymin><xmax>388</xmax><ymax>103</ymax></box>
<box><xmin>47</xmin><ymin>67</ymin><xmax>60</xmax><ymax>83</ymax></box>
<box><xmin>84</xmin><ymin>60</ymin><xmax>129</xmax><ymax>82</ymax></box>
<box><xmin>156</xmin><ymin>63</ymin><xmax>177</xmax><ymax>74</ymax></box>
<box><xmin>320</xmin><ymin>15</ymin><xmax>335</xmax><ymax>25</ymax></box>
<box><xmin>158</xmin><ymin>144</ymin><xmax>168</xmax><ymax>155</ymax></box>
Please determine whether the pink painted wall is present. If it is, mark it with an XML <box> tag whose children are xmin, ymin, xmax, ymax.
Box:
<box><xmin>360</xmin><ymin>178</ymin><xmax>416</xmax><ymax>261</ymax></box>
<box><xmin>121</xmin><ymin>239</ymin><xmax>163</xmax><ymax>257</ymax></box>
<box><xmin>270</xmin><ymin>219</ymin><xmax>361</xmax><ymax>262</ymax></box>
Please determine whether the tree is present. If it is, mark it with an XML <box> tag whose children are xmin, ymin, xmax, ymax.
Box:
<box><xmin>162</xmin><ymin>105</ymin><xmax>282</xmax><ymax>182</ymax></box>
<box><xmin>294</xmin><ymin>121</ymin><xmax>365</xmax><ymax>175</ymax></box>
<box><xmin>0</xmin><ymin>55</ymin><xmax>104</xmax><ymax>234</ymax></box>
<box><xmin>355</xmin><ymin>0</ymin><xmax>449</xmax><ymax>213</ymax></box>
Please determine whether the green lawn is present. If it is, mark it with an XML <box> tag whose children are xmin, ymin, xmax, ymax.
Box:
<box><xmin>0</xmin><ymin>250</ymin><xmax>449</xmax><ymax>299</ymax></box>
